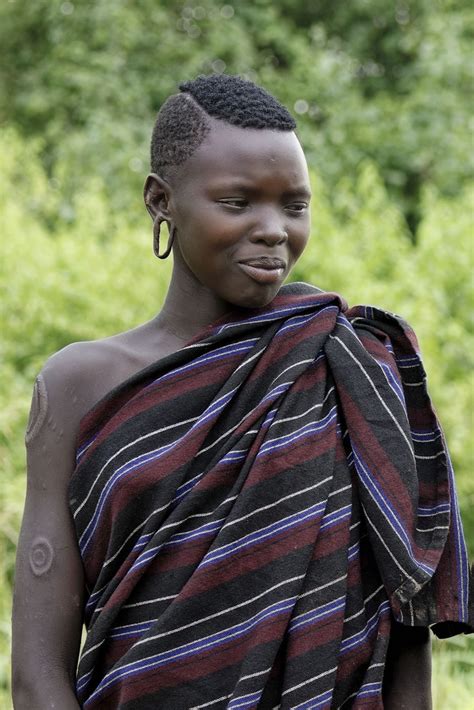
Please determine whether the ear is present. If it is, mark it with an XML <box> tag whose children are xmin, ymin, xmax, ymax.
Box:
<box><xmin>143</xmin><ymin>173</ymin><xmax>173</xmax><ymax>222</ymax></box>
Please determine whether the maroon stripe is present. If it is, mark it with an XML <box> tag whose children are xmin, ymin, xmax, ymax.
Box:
<box><xmin>99</xmin><ymin>611</ymin><xmax>291</xmax><ymax>706</ymax></box>
<box><xmin>287</xmin><ymin>609</ymin><xmax>345</xmax><ymax>659</ymax></box>
<box><xmin>178</xmin><ymin>518</ymin><xmax>320</xmax><ymax>602</ymax></box>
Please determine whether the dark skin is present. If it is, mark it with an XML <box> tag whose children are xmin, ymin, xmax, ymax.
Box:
<box><xmin>12</xmin><ymin>117</ymin><xmax>431</xmax><ymax>708</ymax></box>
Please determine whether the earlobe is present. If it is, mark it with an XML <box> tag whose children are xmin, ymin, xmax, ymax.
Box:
<box><xmin>143</xmin><ymin>173</ymin><xmax>172</xmax><ymax>221</ymax></box>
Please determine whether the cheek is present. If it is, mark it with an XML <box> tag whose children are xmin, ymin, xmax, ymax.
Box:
<box><xmin>290</xmin><ymin>221</ymin><xmax>311</xmax><ymax>260</ymax></box>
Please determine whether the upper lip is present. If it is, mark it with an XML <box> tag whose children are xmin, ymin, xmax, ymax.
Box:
<box><xmin>238</xmin><ymin>256</ymin><xmax>287</xmax><ymax>270</ymax></box>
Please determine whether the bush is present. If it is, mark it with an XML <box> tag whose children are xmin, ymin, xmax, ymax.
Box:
<box><xmin>1</xmin><ymin>129</ymin><xmax>472</xmax><ymax>707</ymax></box>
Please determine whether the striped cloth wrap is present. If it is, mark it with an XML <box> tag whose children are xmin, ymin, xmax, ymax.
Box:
<box><xmin>70</xmin><ymin>283</ymin><xmax>471</xmax><ymax>709</ymax></box>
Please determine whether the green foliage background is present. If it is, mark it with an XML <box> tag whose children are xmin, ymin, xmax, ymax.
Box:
<box><xmin>1</xmin><ymin>0</ymin><xmax>472</xmax><ymax>706</ymax></box>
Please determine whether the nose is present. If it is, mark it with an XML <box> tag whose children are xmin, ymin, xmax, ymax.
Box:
<box><xmin>248</xmin><ymin>208</ymin><xmax>288</xmax><ymax>246</ymax></box>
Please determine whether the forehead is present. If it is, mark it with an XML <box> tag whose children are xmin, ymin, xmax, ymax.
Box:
<box><xmin>180</xmin><ymin>119</ymin><xmax>310</xmax><ymax>189</ymax></box>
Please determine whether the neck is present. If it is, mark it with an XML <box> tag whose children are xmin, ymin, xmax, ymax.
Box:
<box><xmin>154</xmin><ymin>253</ymin><xmax>232</xmax><ymax>345</ymax></box>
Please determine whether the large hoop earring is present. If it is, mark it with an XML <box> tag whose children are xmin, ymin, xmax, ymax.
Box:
<box><xmin>153</xmin><ymin>220</ymin><xmax>176</xmax><ymax>260</ymax></box>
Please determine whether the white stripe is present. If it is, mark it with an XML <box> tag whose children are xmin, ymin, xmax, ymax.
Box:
<box><xmin>103</xmin><ymin>501</ymin><xmax>169</xmax><ymax>568</ymax></box>
<box><xmin>191</xmin><ymin>365</ymin><xmax>309</xmax><ymax>461</ymax></box>
<box><xmin>112</xmin><ymin>618</ymin><xmax>156</xmax><ymax>632</ymax></box>
<box><xmin>269</xmin><ymin>358</ymin><xmax>315</xmax><ymax>386</ymax></box>
<box><xmin>342</xmin><ymin>600</ymin><xmax>388</xmax><ymax>649</ymax></box>
<box><xmin>234</xmin><ymin>345</ymin><xmax>267</xmax><ymax>373</ymax></box>
<box><xmin>269</xmin><ymin>387</ymin><xmax>335</xmax><ymax>428</ymax></box>
<box><xmin>134</xmin><ymin>574</ymin><xmax>304</xmax><ymax>648</ymax></box>
<box><xmin>343</xmin><ymin>585</ymin><xmax>384</xmax><ymax>624</ymax></box>
<box><xmin>329</xmin><ymin>484</ymin><xmax>352</xmax><ymax>499</ymax></box>
<box><xmin>330</xmin><ymin>335</ymin><xmax>414</xmax><ymax>455</ymax></box>
<box><xmin>193</xmin><ymin>666</ymin><xmax>273</xmax><ymax>709</ymax></box>
<box><xmin>262</xmin><ymin>405</ymin><xmax>337</xmax><ymax>450</ymax></box>
<box><xmin>239</xmin><ymin>666</ymin><xmax>273</xmax><ymax>682</ymax></box>
<box><xmin>298</xmin><ymin>573</ymin><xmax>348</xmax><ymax>602</ymax></box>
<box><xmin>354</xmin><ymin>451</ymin><xmax>422</xmax><ymax>572</ymax></box>
<box><xmin>282</xmin><ymin>665</ymin><xmax>337</xmax><ymax>696</ymax></box>
<box><xmin>228</xmin><ymin>692</ymin><xmax>262</xmax><ymax>708</ymax></box>
<box><xmin>292</xmin><ymin>688</ymin><xmax>333</xmax><ymax>710</ymax></box>
<box><xmin>129</xmin><ymin>482</ymin><xmax>331</xmax><ymax>571</ymax></box>
<box><xmin>416</xmin><ymin>525</ymin><xmax>449</xmax><ymax>533</ymax></box>
<box><xmin>290</xmin><ymin>595</ymin><xmax>346</xmax><ymax>631</ymax></box>
<box><xmin>121</xmin><ymin>593</ymin><xmax>177</xmax><ymax>610</ymax></box>
<box><xmin>96</xmin><ymin>595</ymin><xmax>299</xmax><ymax>694</ymax></box>
<box><xmin>78</xmin><ymin>638</ymin><xmax>104</xmax><ymax>662</ymax></box>
<box><xmin>201</xmin><ymin>499</ymin><xmax>326</xmax><ymax>567</ymax></box>
<box><xmin>363</xmin><ymin>506</ymin><xmax>420</xmax><ymax>588</ymax></box>
<box><xmin>415</xmin><ymin>451</ymin><xmax>446</xmax><ymax>460</ymax></box>
<box><xmin>218</xmin><ymin>302</ymin><xmax>330</xmax><ymax>333</ymax></box>
<box><xmin>337</xmin><ymin>665</ymin><xmax>385</xmax><ymax>708</ymax></box>
<box><xmin>220</xmin><ymin>476</ymin><xmax>333</xmax><ymax>534</ymax></box>
<box><xmin>74</xmin><ymin>414</ymin><xmax>200</xmax><ymax>517</ymax></box>
<box><xmin>104</xmin><ymin>493</ymin><xmax>238</xmax><ymax>569</ymax></box>
<box><xmin>79</xmin><ymin>385</ymin><xmax>240</xmax><ymax>547</ymax></box>
<box><xmin>196</xmin><ymin>425</ymin><xmax>259</xmax><ymax>458</ymax></box>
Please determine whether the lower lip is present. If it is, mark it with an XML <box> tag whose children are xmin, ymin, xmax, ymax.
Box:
<box><xmin>238</xmin><ymin>263</ymin><xmax>285</xmax><ymax>285</ymax></box>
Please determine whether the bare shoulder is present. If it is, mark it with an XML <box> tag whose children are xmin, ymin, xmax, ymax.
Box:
<box><xmin>27</xmin><ymin>330</ymin><xmax>148</xmax><ymax>455</ymax></box>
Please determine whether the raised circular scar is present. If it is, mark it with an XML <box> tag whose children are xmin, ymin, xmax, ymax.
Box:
<box><xmin>29</xmin><ymin>537</ymin><xmax>54</xmax><ymax>576</ymax></box>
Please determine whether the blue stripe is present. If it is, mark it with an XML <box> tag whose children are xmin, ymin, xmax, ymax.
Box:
<box><xmin>79</xmin><ymin>387</ymin><xmax>238</xmax><ymax>554</ymax></box>
<box><xmin>353</xmin><ymin>449</ymin><xmax>435</xmax><ymax>575</ymax></box>
<box><xmin>417</xmin><ymin>502</ymin><xmax>450</xmax><ymax>515</ymax></box>
<box><xmin>341</xmin><ymin>600</ymin><xmax>390</xmax><ymax>654</ymax></box>
<box><xmin>76</xmin><ymin>668</ymin><xmax>93</xmax><ymax>692</ymax></box>
<box><xmin>216</xmin><ymin>300</ymin><xmax>334</xmax><ymax>334</ymax></box>
<box><xmin>148</xmin><ymin>340</ymin><xmax>257</xmax><ymax>389</ymax></box>
<box><xmin>199</xmin><ymin>500</ymin><xmax>327</xmax><ymax>569</ymax></box>
<box><xmin>110</xmin><ymin>620</ymin><xmax>153</xmax><ymax>640</ymax></box>
<box><xmin>75</xmin><ymin>341</ymin><xmax>255</xmax><ymax>464</ymax></box>
<box><xmin>411</xmin><ymin>428</ymin><xmax>441</xmax><ymax>442</ymax></box>
<box><xmin>348</xmin><ymin>541</ymin><xmax>360</xmax><ymax>561</ymax></box>
<box><xmin>258</xmin><ymin>407</ymin><xmax>338</xmax><ymax>458</ymax></box>
<box><xmin>445</xmin><ymin>450</ymin><xmax>470</xmax><ymax>622</ymax></box>
<box><xmin>296</xmin><ymin>689</ymin><xmax>333</xmax><ymax>710</ymax></box>
<box><xmin>356</xmin><ymin>681</ymin><xmax>382</xmax><ymax>700</ymax></box>
<box><xmin>289</xmin><ymin>595</ymin><xmax>346</xmax><ymax>633</ymax></box>
<box><xmin>319</xmin><ymin>505</ymin><xmax>352</xmax><ymax>532</ymax></box>
<box><xmin>396</xmin><ymin>354</ymin><xmax>420</xmax><ymax>365</ymax></box>
<box><xmin>227</xmin><ymin>691</ymin><xmax>263</xmax><ymax>709</ymax></box>
<box><xmin>85</xmin><ymin>596</ymin><xmax>298</xmax><ymax>705</ymax></box>
<box><xmin>173</xmin><ymin>472</ymin><xmax>205</xmax><ymax>502</ymax></box>
<box><xmin>276</xmin><ymin>306</ymin><xmax>337</xmax><ymax>336</ymax></box>
<box><xmin>163</xmin><ymin>519</ymin><xmax>224</xmax><ymax>546</ymax></box>
<box><xmin>379</xmin><ymin>361</ymin><xmax>406</xmax><ymax>407</ymax></box>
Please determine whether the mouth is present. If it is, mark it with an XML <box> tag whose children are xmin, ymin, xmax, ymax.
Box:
<box><xmin>237</xmin><ymin>257</ymin><xmax>287</xmax><ymax>285</ymax></box>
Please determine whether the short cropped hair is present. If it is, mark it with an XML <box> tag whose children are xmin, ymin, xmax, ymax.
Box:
<box><xmin>150</xmin><ymin>74</ymin><xmax>296</xmax><ymax>176</ymax></box>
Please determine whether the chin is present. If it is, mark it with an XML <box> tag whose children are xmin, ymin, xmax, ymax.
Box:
<box><xmin>229</xmin><ymin>286</ymin><xmax>280</xmax><ymax>311</ymax></box>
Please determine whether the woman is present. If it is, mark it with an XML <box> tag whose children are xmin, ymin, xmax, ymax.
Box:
<box><xmin>12</xmin><ymin>74</ymin><xmax>471</xmax><ymax>709</ymax></box>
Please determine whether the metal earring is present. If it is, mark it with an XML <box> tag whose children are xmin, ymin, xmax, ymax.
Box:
<box><xmin>153</xmin><ymin>220</ymin><xmax>176</xmax><ymax>260</ymax></box>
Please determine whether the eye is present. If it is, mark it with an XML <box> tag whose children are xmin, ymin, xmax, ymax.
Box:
<box><xmin>286</xmin><ymin>202</ymin><xmax>309</xmax><ymax>214</ymax></box>
<box><xmin>218</xmin><ymin>198</ymin><xmax>248</xmax><ymax>210</ymax></box>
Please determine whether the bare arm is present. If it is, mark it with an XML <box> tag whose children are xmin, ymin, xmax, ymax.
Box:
<box><xmin>12</xmin><ymin>371</ymin><xmax>84</xmax><ymax>709</ymax></box>
<box><xmin>11</xmin><ymin>328</ymin><xmax>173</xmax><ymax>707</ymax></box>
<box><xmin>383</xmin><ymin>621</ymin><xmax>432</xmax><ymax>710</ymax></box>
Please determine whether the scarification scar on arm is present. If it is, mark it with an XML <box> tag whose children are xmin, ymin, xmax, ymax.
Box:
<box><xmin>29</xmin><ymin>536</ymin><xmax>55</xmax><ymax>576</ymax></box>
<box><xmin>25</xmin><ymin>373</ymin><xmax>48</xmax><ymax>444</ymax></box>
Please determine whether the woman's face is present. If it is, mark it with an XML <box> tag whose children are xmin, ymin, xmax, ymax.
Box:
<box><xmin>162</xmin><ymin>119</ymin><xmax>311</xmax><ymax>309</ymax></box>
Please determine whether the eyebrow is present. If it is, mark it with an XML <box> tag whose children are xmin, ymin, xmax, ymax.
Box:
<box><xmin>208</xmin><ymin>182</ymin><xmax>312</xmax><ymax>200</ymax></box>
<box><xmin>282</xmin><ymin>188</ymin><xmax>312</xmax><ymax>200</ymax></box>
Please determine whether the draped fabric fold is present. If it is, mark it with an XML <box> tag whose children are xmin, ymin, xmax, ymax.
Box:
<box><xmin>70</xmin><ymin>283</ymin><xmax>470</xmax><ymax>709</ymax></box>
